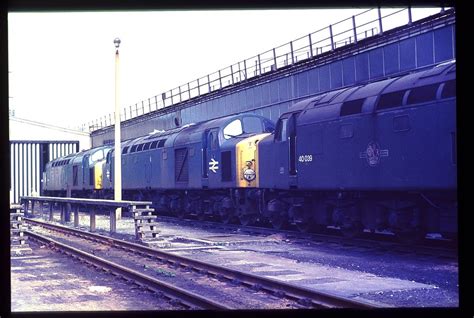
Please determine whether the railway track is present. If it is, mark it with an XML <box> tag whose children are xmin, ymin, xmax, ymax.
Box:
<box><xmin>26</xmin><ymin>230</ymin><xmax>226</xmax><ymax>310</ymax></box>
<box><xmin>25</xmin><ymin>218</ymin><xmax>377</xmax><ymax>310</ymax></box>
<box><xmin>155</xmin><ymin>215</ymin><xmax>457</xmax><ymax>260</ymax></box>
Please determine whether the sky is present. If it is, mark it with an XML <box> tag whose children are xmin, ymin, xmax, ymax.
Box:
<box><xmin>8</xmin><ymin>8</ymin><xmax>444</xmax><ymax>131</ymax></box>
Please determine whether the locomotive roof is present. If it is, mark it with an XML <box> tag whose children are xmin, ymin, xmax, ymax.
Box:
<box><xmin>125</xmin><ymin>113</ymin><xmax>270</xmax><ymax>147</ymax></box>
<box><xmin>284</xmin><ymin>60</ymin><xmax>456</xmax><ymax>119</ymax></box>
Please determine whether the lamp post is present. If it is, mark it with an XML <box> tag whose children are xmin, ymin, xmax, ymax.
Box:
<box><xmin>114</xmin><ymin>37</ymin><xmax>122</xmax><ymax>219</ymax></box>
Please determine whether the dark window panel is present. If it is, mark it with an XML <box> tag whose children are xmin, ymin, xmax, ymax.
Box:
<box><xmin>377</xmin><ymin>90</ymin><xmax>406</xmax><ymax>110</ymax></box>
<box><xmin>340</xmin><ymin>99</ymin><xmax>365</xmax><ymax>116</ymax></box>
<box><xmin>407</xmin><ymin>84</ymin><xmax>439</xmax><ymax>105</ymax></box>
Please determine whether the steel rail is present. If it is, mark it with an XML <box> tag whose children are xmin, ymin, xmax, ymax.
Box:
<box><xmin>26</xmin><ymin>229</ymin><xmax>231</xmax><ymax>310</ymax></box>
<box><xmin>154</xmin><ymin>215</ymin><xmax>457</xmax><ymax>259</ymax></box>
<box><xmin>26</xmin><ymin>218</ymin><xmax>377</xmax><ymax>309</ymax></box>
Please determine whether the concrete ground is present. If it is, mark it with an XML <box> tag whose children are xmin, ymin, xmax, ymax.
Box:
<box><xmin>11</xmin><ymin>240</ymin><xmax>179</xmax><ymax>312</ymax></box>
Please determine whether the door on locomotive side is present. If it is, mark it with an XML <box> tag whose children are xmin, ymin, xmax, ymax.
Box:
<box><xmin>202</xmin><ymin>128</ymin><xmax>220</xmax><ymax>188</ymax></box>
<box><xmin>82</xmin><ymin>154</ymin><xmax>90</xmax><ymax>190</ymax></box>
<box><xmin>274</xmin><ymin>112</ymin><xmax>299</xmax><ymax>188</ymax></box>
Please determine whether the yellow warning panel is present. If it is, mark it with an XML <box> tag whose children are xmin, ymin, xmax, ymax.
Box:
<box><xmin>94</xmin><ymin>162</ymin><xmax>103</xmax><ymax>190</ymax></box>
<box><xmin>236</xmin><ymin>133</ymin><xmax>271</xmax><ymax>188</ymax></box>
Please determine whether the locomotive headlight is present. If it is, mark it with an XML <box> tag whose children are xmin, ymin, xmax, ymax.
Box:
<box><xmin>243</xmin><ymin>168</ymin><xmax>256</xmax><ymax>182</ymax></box>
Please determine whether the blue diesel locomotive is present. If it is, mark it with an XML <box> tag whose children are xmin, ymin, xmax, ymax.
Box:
<box><xmin>43</xmin><ymin>60</ymin><xmax>457</xmax><ymax>240</ymax></box>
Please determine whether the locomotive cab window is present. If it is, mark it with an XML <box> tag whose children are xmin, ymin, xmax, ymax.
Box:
<box><xmin>242</xmin><ymin>117</ymin><xmax>262</xmax><ymax>134</ymax></box>
<box><xmin>223</xmin><ymin>119</ymin><xmax>243</xmax><ymax>139</ymax></box>
<box><xmin>441</xmin><ymin>79</ymin><xmax>456</xmax><ymax>99</ymax></box>
<box><xmin>263</xmin><ymin>119</ymin><xmax>275</xmax><ymax>133</ymax></box>
<box><xmin>205</xmin><ymin>131</ymin><xmax>219</xmax><ymax>150</ymax></box>
<box><xmin>275</xmin><ymin>117</ymin><xmax>288</xmax><ymax>142</ymax></box>
<box><xmin>90</xmin><ymin>149</ymin><xmax>104</xmax><ymax>163</ymax></box>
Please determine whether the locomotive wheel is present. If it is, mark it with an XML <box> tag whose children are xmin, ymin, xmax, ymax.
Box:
<box><xmin>269</xmin><ymin>213</ymin><xmax>288</xmax><ymax>230</ymax></box>
<box><xmin>239</xmin><ymin>213</ymin><xmax>257</xmax><ymax>226</ymax></box>
<box><xmin>175</xmin><ymin>208</ymin><xmax>186</xmax><ymax>220</ymax></box>
<box><xmin>295</xmin><ymin>219</ymin><xmax>312</xmax><ymax>233</ymax></box>
<box><xmin>395</xmin><ymin>229</ymin><xmax>426</xmax><ymax>244</ymax></box>
<box><xmin>290</xmin><ymin>206</ymin><xmax>313</xmax><ymax>233</ymax></box>
<box><xmin>340</xmin><ymin>222</ymin><xmax>363</xmax><ymax>238</ymax></box>
<box><xmin>196</xmin><ymin>209</ymin><xmax>207</xmax><ymax>221</ymax></box>
<box><xmin>219</xmin><ymin>208</ymin><xmax>233</xmax><ymax>224</ymax></box>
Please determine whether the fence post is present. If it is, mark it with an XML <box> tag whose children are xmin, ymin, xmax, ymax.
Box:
<box><xmin>49</xmin><ymin>202</ymin><xmax>53</xmax><ymax>221</ymax></box>
<box><xmin>110</xmin><ymin>207</ymin><xmax>116</xmax><ymax>233</ymax></box>
<box><xmin>378</xmin><ymin>7</ymin><xmax>383</xmax><ymax>35</ymax></box>
<box><xmin>197</xmin><ymin>78</ymin><xmax>201</xmax><ymax>95</ymax></box>
<box><xmin>90</xmin><ymin>207</ymin><xmax>96</xmax><ymax>232</ymax></box>
<box><xmin>74</xmin><ymin>205</ymin><xmax>79</xmax><ymax>227</ymax></box>
<box><xmin>65</xmin><ymin>187</ymin><xmax>71</xmax><ymax>222</ymax></box>
<box><xmin>258</xmin><ymin>54</ymin><xmax>262</xmax><ymax>75</ymax></box>
<box><xmin>290</xmin><ymin>41</ymin><xmax>295</xmax><ymax>64</ymax></box>
<box><xmin>308</xmin><ymin>34</ymin><xmax>313</xmax><ymax>58</ymax></box>
<box><xmin>408</xmin><ymin>6</ymin><xmax>412</xmax><ymax>25</ymax></box>
<box><xmin>238</xmin><ymin>62</ymin><xmax>241</xmax><ymax>81</ymax></box>
<box><xmin>187</xmin><ymin>83</ymin><xmax>191</xmax><ymax>99</ymax></box>
<box><xmin>60</xmin><ymin>204</ymin><xmax>65</xmax><ymax>223</ymax></box>
<box><xmin>218</xmin><ymin>70</ymin><xmax>222</xmax><ymax>89</ymax></box>
<box><xmin>230</xmin><ymin>65</ymin><xmax>234</xmax><ymax>84</ymax></box>
<box><xmin>352</xmin><ymin>16</ymin><xmax>358</xmax><ymax>44</ymax></box>
<box><xmin>329</xmin><ymin>24</ymin><xmax>335</xmax><ymax>50</ymax></box>
<box><xmin>243</xmin><ymin>60</ymin><xmax>247</xmax><ymax>79</ymax></box>
<box><xmin>207</xmin><ymin>74</ymin><xmax>211</xmax><ymax>92</ymax></box>
<box><xmin>179</xmin><ymin>86</ymin><xmax>182</xmax><ymax>102</ymax></box>
<box><xmin>273</xmin><ymin>48</ymin><xmax>277</xmax><ymax>70</ymax></box>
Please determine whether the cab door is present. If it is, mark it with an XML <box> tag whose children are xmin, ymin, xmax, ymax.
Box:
<box><xmin>202</xmin><ymin>128</ymin><xmax>220</xmax><ymax>188</ymax></box>
<box><xmin>274</xmin><ymin>112</ymin><xmax>299</xmax><ymax>188</ymax></box>
<box><xmin>82</xmin><ymin>154</ymin><xmax>90</xmax><ymax>190</ymax></box>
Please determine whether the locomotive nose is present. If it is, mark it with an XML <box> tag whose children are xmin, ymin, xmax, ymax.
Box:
<box><xmin>236</xmin><ymin>133</ymin><xmax>270</xmax><ymax>188</ymax></box>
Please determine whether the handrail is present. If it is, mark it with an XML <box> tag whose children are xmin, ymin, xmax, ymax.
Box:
<box><xmin>20</xmin><ymin>196</ymin><xmax>153</xmax><ymax>233</ymax></box>
<box><xmin>82</xmin><ymin>7</ymin><xmax>451</xmax><ymax>133</ymax></box>
<box><xmin>20</xmin><ymin>195</ymin><xmax>152</xmax><ymax>208</ymax></box>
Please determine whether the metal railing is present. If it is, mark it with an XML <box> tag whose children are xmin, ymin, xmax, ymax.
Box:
<box><xmin>21</xmin><ymin>196</ymin><xmax>152</xmax><ymax>233</ymax></box>
<box><xmin>83</xmin><ymin>7</ymin><xmax>448</xmax><ymax>132</ymax></box>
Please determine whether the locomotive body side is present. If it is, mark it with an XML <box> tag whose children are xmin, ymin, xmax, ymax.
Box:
<box><xmin>258</xmin><ymin>60</ymin><xmax>457</xmax><ymax>236</ymax></box>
